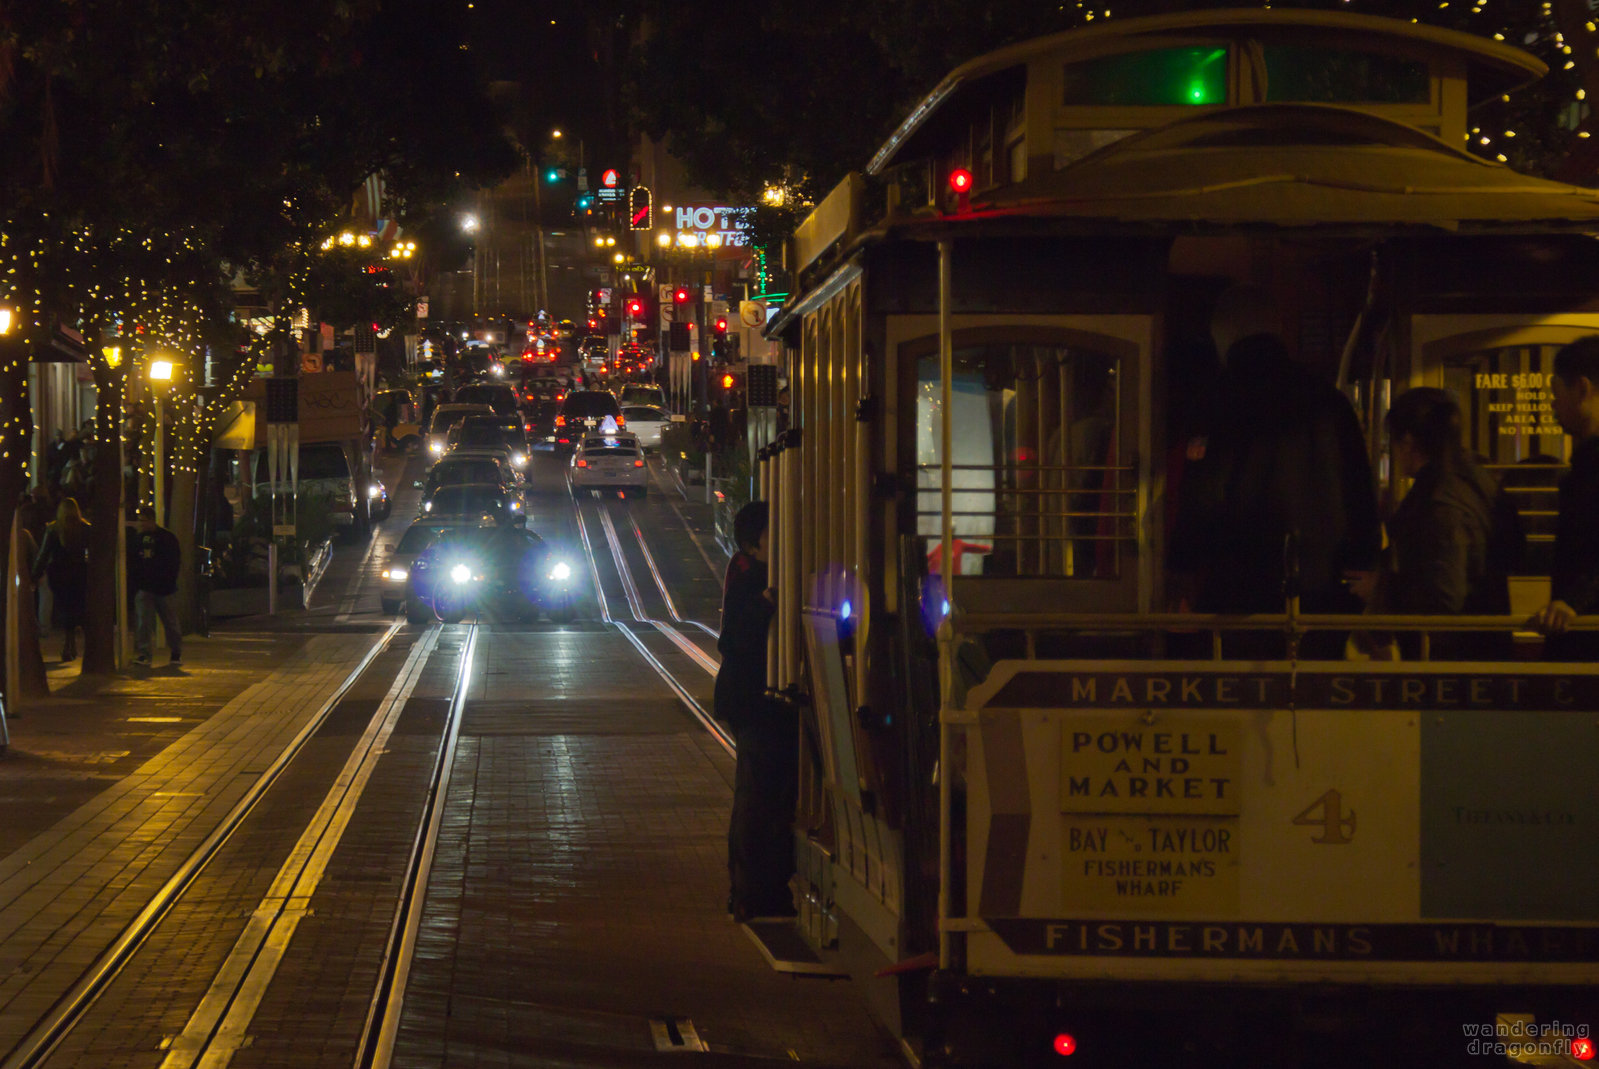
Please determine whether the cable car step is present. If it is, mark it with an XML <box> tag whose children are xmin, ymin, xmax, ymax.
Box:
<box><xmin>740</xmin><ymin>920</ymin><xmax>850</xmax><ymax>977</ymax></box>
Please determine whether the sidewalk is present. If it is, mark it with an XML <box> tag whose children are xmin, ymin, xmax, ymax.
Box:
<box><xmin>0</xmin><ymin>620</ymin><xmax>392</xmax><ymax>1050</ymax></box>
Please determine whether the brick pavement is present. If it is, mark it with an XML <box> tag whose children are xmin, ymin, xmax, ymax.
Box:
<box><xmin>390</xmin><ymin>626</ymin><xmax>902</xmax><ymax>1068</ymax></box>
<box><xmin>0</xmin><ymin>626</ymin><xmax>391</xmax><ymax>1053</ymax></box>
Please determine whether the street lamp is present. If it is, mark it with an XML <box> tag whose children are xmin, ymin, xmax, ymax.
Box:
<box><xmin>148</xmin><ymin>359</ymin><xmax>173</xmax><ymax>381</ymax></box>
<box><xmin>146</xmin><ymin>358</ymin><xmax>176</xmax><ymax>528</ymax></box>
<box><xmin>101</xmin><ymin>345</ymin><xmax>122</xmax><ymax>369</ymax></box>
<box><xmin>461</xmin><ymin>214</ymin><xmax>479</xmax><ymax>233</ymax></box>
<box><xmin>0</xmin><ymin>305</ymin><xmax>13</xmax><ymax>336</ymax></box>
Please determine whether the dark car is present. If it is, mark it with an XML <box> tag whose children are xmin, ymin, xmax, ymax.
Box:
<box><xmin>452</xmin><ymin>413</ymin><xmax>530</xmax><ymax>461</ymax></box>
<box><xmin>451</xmin><ymin>382</ymin><xmax>519</xmax><ymax>415</ymax></box>
<box><xmin>520</xmin><ymin>399</ymin><xmax>560</xmax><ymax>445</ymax></box>
<box><xmin>406</xmin><ymin>521</ymin><xmax>579</xmax><ymax>623</ymax></box>
<box><xmin>417</xmin><ymin>456</ymin><xmax>517</xmax><ymax>501</ymax></box>
<box><xmin>554</xmin><ymin>389</ymin><xmax>624</xmax><ymax>449</ymax></box>
<box><xmin>418</xmin><ymin>481</ymin><xmax>517</xmax><ymax>522</ymax></box>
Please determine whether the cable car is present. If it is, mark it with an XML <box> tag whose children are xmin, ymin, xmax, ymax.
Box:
<box><xmin>758</xmin><ymin>10</ymin><xmax>1599</xmax><ymax>1065</ymax></box>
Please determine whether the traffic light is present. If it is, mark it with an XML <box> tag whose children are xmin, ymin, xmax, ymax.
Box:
<box><xmin>713</xmin><ymin>317</ymin><xmax>728</xmax><ymax>336</ymax></box>
<box><xmin>720</xmin><ymin>372</ymin><xmax>735</xmax><ymax>391</ymax></box>
<box><xmin>673</xmin><ymin>287</ymin><xmax>691</xmax><ymax>305</ymax></box>
<box><xmin>627</xmin><ymin>297</ymin><xmax>645</xmax><ymax>318</ymax></box>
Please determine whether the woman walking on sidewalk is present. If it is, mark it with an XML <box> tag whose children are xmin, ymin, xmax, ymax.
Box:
<box><xmin>33</xmin><ymin>497</ymin><xmax>90</xmax><ymax>661</ymax></box>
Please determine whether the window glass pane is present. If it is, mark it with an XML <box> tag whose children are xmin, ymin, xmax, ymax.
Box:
<box><xmin>1062</xmin><ymin>46</ymin><xmax>1227</xmax><ymax>107</ymax></box>
<box><xmin>1263</xmin><ymin>46</ymin><xmax>1430</xmax><ymax>103</ymax></box>
<box><xmin>915</xmin><ymin>342</ymin><xmax>1125</xmax><ymax>578</ymax></box>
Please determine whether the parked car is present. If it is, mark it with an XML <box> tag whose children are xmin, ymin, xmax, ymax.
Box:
<box><xmin>251</xmin><ymin>441</ymin><xmax>367</xmax><ymax>541</ymax></box>
<box><xmin>569</xmin><ymin>431</ymin><xmax>648</xmax><ymax>496</ymax></box>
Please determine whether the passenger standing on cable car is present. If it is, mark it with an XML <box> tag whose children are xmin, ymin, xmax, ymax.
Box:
<box><xmin>1355</xmin><ymin>388</ymin><xmax>1523</xmax><ymax>660</ymax></box>
<box><xmin>1167</xmin><ymin>284</ymin><xmax>1381</xmax><ymax>657</ymax></box>
<box><xmin>716</xmin><ymin>501</ymin><xmax>797</xmax><ymax>921</ymax></box>
<box><xmin>1532</xmin><ymin>336</ymin><xmax>1599</xmax><ymax>660</ymax></box>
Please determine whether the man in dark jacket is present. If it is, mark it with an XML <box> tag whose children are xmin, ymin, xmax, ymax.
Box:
<box><xmin>716</xmin><ymin>501</ymin><xmax>797</xmax><ymax>920</ymax></box>
<box><xmin>1168</xmin><ymin>286</ymin><xmax>1381</xmax><ymax>657</ymax></box>
<box><xmin>1534</xmin><ymin>336</ymin><xmax>1599</xmax><ymax>659</ymax></box>
<box><xmin>130</xmin><ymin>506</ymin><xmax>182</xmax><ymax>667</ymax></box>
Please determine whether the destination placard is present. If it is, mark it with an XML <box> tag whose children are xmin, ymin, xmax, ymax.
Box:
<box><xmin>991</xmin><ymin>671</ymin><xmax>1599</xmax><ymax>711</ymax></box>
<box><xmin>1059</xmin><ymin>718</ymin><xmax>1240</xmax><ymax>814</ymax></box>
<box><xmin>1062</xmin><ymin>816</ymin><xmax>1240</xmax><ymax>914</ymax></box>
<box><xmin>987</xmin><ymin>918</ymin><xmax>1599</xmax><ymax>962</ymax></box>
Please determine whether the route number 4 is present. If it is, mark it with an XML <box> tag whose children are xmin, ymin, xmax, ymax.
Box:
<box><xmin>1291</xmin><ymin>789</ymin><xmax>1356</xmax><ymax>844</ymax></box>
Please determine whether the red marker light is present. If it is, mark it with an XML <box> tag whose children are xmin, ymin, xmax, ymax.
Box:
<box><xmin>1573</xmin><ymin>1037</ymin><xmax>1595</xmax><ymax>1061</ymax></box>
<box><xmin>1052</xmin><ymin>1034</ymin><xmax>1077</xmax><ymax>1057</ymax></box>
<box><xmin>949</xmin><ymin>169</ymin><xmax>974</xmax><ymax>194</ymax></box>
<box><xmin>634</xmin><ymin>459</ymin><xmax>644</xmax><ymax>468</ymax></box>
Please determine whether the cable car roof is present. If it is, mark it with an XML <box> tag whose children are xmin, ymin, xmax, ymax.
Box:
<box><xmin>933</xmin><ymin>104</ymin><xmax>1599</xmax><ymax>231</ymax></box>
<box><xmin>868</xmin><ymin>8</ymin><xmax>1546</xmax><ymax>176</ymax></box>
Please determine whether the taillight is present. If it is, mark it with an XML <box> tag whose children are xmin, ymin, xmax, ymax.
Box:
<box><xmin>633</xmin><ymin>459</ymin><xmax>644</xmax><ymax>468</ymax></box>
<box><xmin>555</xmin><ymin>414</ymin><xmax>565</xmax><ymax>427</ymax></box>
<box><xmin>576</xmin><ymin>459</ymin><xmax>588</xmax><ymax>468</ymax></box>
<box><xmin>616</xmin><ymin>415</ymin><xmax>626</xmax><ymax>427</ymax></box>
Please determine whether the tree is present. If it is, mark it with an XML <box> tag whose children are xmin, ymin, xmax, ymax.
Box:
<box><xmin>624</xmin><ymin>0</ymin><xmax>1588</xmax><ymax>200</ymax></box>
<box><xmin>0</xmin><ymin>0</ymin><xmax>518</xmax><ymax>686</ymax></box>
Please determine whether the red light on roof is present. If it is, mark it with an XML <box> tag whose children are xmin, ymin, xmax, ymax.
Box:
<box><xmin>1052</xmin><ymin>1033</ymin><xmax>1077</xmax><ymax>1057</ymax></box>
<box><xmin>949</xmin><ymin>169</ymin><xmax>974</xmax><ymax>194</ymax></box>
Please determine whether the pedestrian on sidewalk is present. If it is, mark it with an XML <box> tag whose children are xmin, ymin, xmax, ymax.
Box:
<box><xmin>716</xmin><ymin>501</ymin><xmax>798</xmax><ymax>921</ymax></box>
<box><xmin>129</xmin><ymin>505</ymin><xmax>182</xmax><ymax>667</ymax></box>
<box><xmin>32</xmin><ymin>497</ymin><xmax>90</xmax><ymax>661</ymax></box>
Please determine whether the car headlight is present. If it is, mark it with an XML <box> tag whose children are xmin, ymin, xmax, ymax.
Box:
<box><xmin>450</xmin><ymin>563</ymin><xmax>473</xmax><ymax>585</ymax></box>
<box><xmin>382</xmin><ymin>567</ymin><xmax>408</xmax><ymax>581</ymax></box>
<box><xmin>512</xmin><ymin>453</ymin><xmax>527</xmax><ymax>466</ymax></box>
<box><xmin>509</xmin><ymin>500</ymin><xmax>521</xmax><ymax>511</ymax></box>
<box><xmin>423</xmin><ymin>501</ymin><xmax>432</xmax><ymax>513</ymax></box>
<box><xmin>368</xmin><ymin>484</ymin><xmax>382</xmax><ymax>499</ymax></box>
<box><xmin>547</xmin><ymin>560</ymin><xmax>573</xmax><ymax>582</ymax></box>
<box><xmin>429</xmin><ymin>440</ymin><xmax>444</xmax><ymax>454</ymax></box>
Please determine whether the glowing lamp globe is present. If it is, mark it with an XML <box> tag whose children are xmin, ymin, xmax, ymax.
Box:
<box><xmin>949</xmin><ymin>169</ymin><xmax>974</xmax><ymax>194</ymax></box>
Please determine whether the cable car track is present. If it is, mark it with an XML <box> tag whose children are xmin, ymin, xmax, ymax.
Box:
<box><xmin>569</xmin><ymin>488</ymin><xmax>734</xmax><ymax>756</ymax></box>
<box><xmin>0</xmin><ymin>619</ymin><xmax>412</xmax><ymax>1069</ymax></box>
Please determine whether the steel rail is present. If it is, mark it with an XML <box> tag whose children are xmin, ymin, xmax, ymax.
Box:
<box><xmin>0</xmin><ymin>620</ymin><xmax>404</xmax><ymax>1069</ymax></box>
<box><xmin>358</xmin><ymin>622</ymin><xmax>479</xmax><ymax>1069</ymax></box>
<box><xmin>571</xmin><ymin>489</ymin><xmax>735</xmax><ymax>756</ymax></box>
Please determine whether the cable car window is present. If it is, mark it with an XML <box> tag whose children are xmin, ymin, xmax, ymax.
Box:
<box><xmin>916</xmin><ymin>342</ymin><xmax>1128</xmax><ymax>579</ymax></box>
<box><xmin>1061</xmin><ymin>47</ymin><xmax>1228</xmax><ymax>107</ymax></box>
<box><xmin>1442</xmin><ymin>345</ymin><xmax>1566</xmax><ymax>578</ymax></box>
<box><xmin>1262</xmin><ymin>46</ymin><xmax>1430</xmax><ymax>104</ymax></box>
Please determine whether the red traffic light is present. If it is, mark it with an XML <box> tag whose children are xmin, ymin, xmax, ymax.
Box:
<box><xmin>627</xmin><ymin>298</ymin><xmax>644</xmax><ymax>316</ymax></box>
<box><xmin>721</xmin><ymin>373</ymin><xmax>735</xmax><ymax>389</ymax></box>
<box><xmin>714</xmin><ymin>317</ymin><xmax>728</xmax><ymax>333</ymax></box>
<box><xmin>949</xmin><ymin>169</ymin><xmax>974</xmax><ymax>194</ymax></box>
<box><xmin>673</xmin><ymin>287</ymin><xmax>690</xmax><ymax>304</ymax></box>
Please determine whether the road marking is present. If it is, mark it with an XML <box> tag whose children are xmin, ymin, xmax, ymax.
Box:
<box><xmin>158</xmin><ymin>627</ymin><xmax>443</xmax><ymax>1069</ymax></box>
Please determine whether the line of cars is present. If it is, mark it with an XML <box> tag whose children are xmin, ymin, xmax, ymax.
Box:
<box><xmin>380</xmin><ymin>395</ymin><xmax>578</xmax><ymax>624</ymax></box>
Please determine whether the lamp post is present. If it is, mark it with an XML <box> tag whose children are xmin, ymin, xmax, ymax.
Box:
<box><xmin>103</xmin><ymin>344</ymin><xmax>132</xmax><ymax>668</ymax></box>
<box><xmin>148</xmin><ymin>359</ymin><xmax>174</xmax><ymax>527</ymax></box>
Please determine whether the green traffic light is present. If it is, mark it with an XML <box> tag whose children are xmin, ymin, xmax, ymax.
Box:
<box><xmin>546</xmin><ymin>170</ymin><xmax>560</xmax><ymax>182</ymax></box>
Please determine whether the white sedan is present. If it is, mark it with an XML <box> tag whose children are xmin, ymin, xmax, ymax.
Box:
<box><xmin>569</xmin><ymin>431</ymin><xmax>649</xmax><ymax>496</ymax></box>
<box><xmin>619</xmin><ymin>405</ymin><xmax>669</xmax><ymax>450</ymax></box>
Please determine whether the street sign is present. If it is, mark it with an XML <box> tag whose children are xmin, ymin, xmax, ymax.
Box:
<box><xmin>740</xmin><ymin>300</ymin><xmax>765</xmax><ymax>327</ymax></box>
<box><xmin>416</xmin><ymin>298</ymin><xmax>429</xmax><ymax>319</ymax></box>
<box><xmin>703</xmin><ymin>284</ymin><xmax>714</xmax><ymax>302</ymax></box>
<box><xmin>658</xmin><ymin>284</ymin><xmax>673</xmax><ymax>304</ymax></box>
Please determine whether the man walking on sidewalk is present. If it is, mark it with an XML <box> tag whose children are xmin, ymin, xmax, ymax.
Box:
<box><xmin>130</xmin><ymin>505</ymin><xmax>182</xmax><ymax>667</ymax></box>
